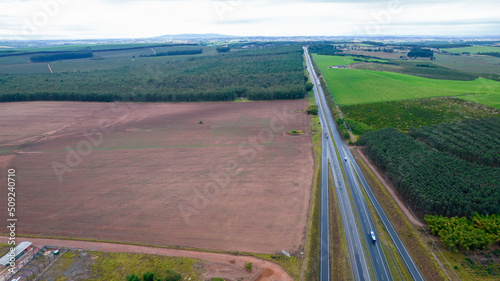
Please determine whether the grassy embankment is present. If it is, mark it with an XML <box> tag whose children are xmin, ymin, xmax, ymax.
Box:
<box><xmin>302</xmin><ymin>56</ymin><xmax>322</xmax><ymax>280</ymax></box>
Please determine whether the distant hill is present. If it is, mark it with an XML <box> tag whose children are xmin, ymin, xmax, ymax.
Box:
<box><xmin>154</xmin><ymin>33</ymin><xmax>236</xmax><ymax>40</ymax></box>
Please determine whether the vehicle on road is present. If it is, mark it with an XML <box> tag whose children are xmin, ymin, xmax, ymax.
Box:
<box><xmin>325</xmin><ymin>132</ymin><xmax>329</xmax><ymax>139</ymax></box>
<box><xmin>370</xmin><ymin>231</ymin><xmax>377</xmax><ymax>243</ymax></box>
<box><xmin>344</xmin><ymin>157</ymin><xmax>347</xmax><ymax>161</ymax></box>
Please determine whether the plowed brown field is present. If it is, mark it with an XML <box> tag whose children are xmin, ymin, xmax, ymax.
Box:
<box><xmin>0</xmin><ymin>101</ymin><xmax>313</xmax><ymax>254</ymax></box>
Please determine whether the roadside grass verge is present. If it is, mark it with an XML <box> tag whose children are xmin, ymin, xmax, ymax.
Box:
<box><xmin>302</xmin><ymin>89</ymin><xmax>322</xmax><ymax>281</ymax></box>
<box><xmin>313</xmin><ymin>54</ymin><xmax>500</xmax><ymax>106</ymax></box>
<box><xmin>349</xmin><ymin>148</ymin><xmax>447</xmax><ymax>281</ymax></box>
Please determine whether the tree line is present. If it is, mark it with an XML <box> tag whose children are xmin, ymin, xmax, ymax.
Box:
<box><xmin>139</xmin><ymin>49</ymin><xmax>203</xmax><ymax>58</ymax></box>
<box><xmin>308</xmin><ymin>44</ymin><xmax>342</xmax><ymax>56</ymax></box>
<box><xmin>478</xmin><ymin>52</ymin><xmax>500</xmax><ymax>58</ymax></box>
<box><xmin>408</xmin><ymin>47</ymin><xmax>434</xmax><ymax>58</ymax></box>
<box><xmin>30</xmin><ymin>51</ymin><xmax>94</xmax><ymax>62</ymax></box>
<box><xmin>358</xmin><ymin>128</ymin><xmax>500</xmax><ymax>218</ymax></box>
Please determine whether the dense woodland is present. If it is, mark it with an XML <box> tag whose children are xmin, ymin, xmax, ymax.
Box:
<box><xmin>0</xmin><ymin>45</ymin><xmax>308</xmax><ymax>102</ymax></box>
<box><xmin>358</xmin><ymin>127</ymin><xmax>500</xmax><ymax>218</ymax></box>
<box><xmin>407</xmin><ymin>47</ymin><xmax>434</xmax><ymax>58</ymax></box>
<box><xmin>425</xmin><ymin>214</ymin><xmax>500</xmax><ymax>251</ymax></box>
<box><xmin>30</xmin><ymin>51</ymin><xmax>94</xmax><ymax>62</ymax></box>
<box><xmin>308</xmin><ymin>44</ymin><xmax>342</xmax><ymax>56</ymax></box>
<box><xmin>478</xmin><ymin>52</ymin><xmax>500</xmax><ymax>58</ymax></box>
<box><xmin>409</xmin><ymin>118</ymin><xmax>500</xmax><ymax>167</ymax></box>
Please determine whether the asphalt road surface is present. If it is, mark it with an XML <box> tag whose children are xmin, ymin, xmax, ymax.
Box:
<box><xmin>305</xmin><ymin>47</ymin><xmax>371</xmax><ymax>281</ymax></box>
<box><xmin>304</xmin><ymin>47</ymin><xmax>424</xmax><ymax>281</ymax></box>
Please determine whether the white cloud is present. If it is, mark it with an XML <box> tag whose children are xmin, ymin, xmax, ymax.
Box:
<box><xmin>0</xmin><ymin>0</ymin><xmax>499</xmax><ymax>39</ymax></box>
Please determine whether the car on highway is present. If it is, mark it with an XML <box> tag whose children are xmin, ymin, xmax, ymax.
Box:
<box><xmin>370</xmin><ymin>231</ymin><xmax>377</xmax><ymax>243</ymax></box>
<box><xmin>325</xmin><ymin>132</ymin><xmax>328</xmax><ymax>139</ymax></box>
<box><xmin>344</xmin><ymin>157</ymin><xmax>347</xmax><ymax>161</ymax></box>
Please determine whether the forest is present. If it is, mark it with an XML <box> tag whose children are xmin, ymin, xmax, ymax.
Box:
<box><xmin>425</xmin><ymin>214</ymin><xmax>500</xmax><ymax>251</ymax></box>
<box><xmin>307</xmin><ymin>44</ymin><xmax>342</xmax><ymax>56</ymax></box>
<box><xmin>358</xmin><ymin>127</ymin><xmax>500</xmax><ymax>218</ymax></box>
<box><xmin>30</xmin><ymin>51</ymin><xmax>94</xmax><ymax>62</ymax></box>
<box><xmin>0</xmin><ymin>45</ymin><xmax>308</xmax><ymax>102</ymax></box>
<box><xmin>409</xmin><ymin>118</ymin><xmax>500</xmax><ymax>167</ymax></box>
<box><xmin>407</xmin><ymin>47</ymin><xmax>434</xmax><ymax>58</ymax></box>
<box><xmin>478</xmin><ymin>52</ymin><xmax>500</xmax><ymax>58</ymax></box>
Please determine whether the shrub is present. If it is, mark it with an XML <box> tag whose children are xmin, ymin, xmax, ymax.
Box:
<box><xmin>165</xmin><ymin>270</ymin><xmax>182</xmax><ymax>281</ymax></box>
<box><xmin>245</xmin><ymin>262</ymin><xmax>253</xmax><ymax>272</ymax></box>
<box><xmin>126</xmin><ymin>274</ymin><xmax>140</xmax><ymax>281</ymax></box>
<box><xmin>143</xmin><ymin>272</ymin><xmax>156</xmax><ymax>281</ymax></box>
<box><xmin>306</xmin><ymin>105</ymin><xmax>318</xmax><ymax>115</ymax></box>
<box><xmin>305</xmin><ymin>82</ymin><xmax>313</xmax><ymax>91</ymax></box>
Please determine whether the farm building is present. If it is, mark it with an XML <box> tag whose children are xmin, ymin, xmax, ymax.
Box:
<box><xmin>0</xmin><ymin>241</ymin><xmax>32</xmax><ymax>266</ymax></box>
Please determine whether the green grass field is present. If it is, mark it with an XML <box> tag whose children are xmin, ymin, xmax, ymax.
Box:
<box><xmin>314</xmin><ymin>54</ymin><xmax>500</xmax><ymax>107</ymax></box>
<box><xmin>351</xmin><ymin>60</ymin><xmax>482</xmax><ymax>81</ymax></box>
<box><xmin>311</xmin><ymin>54</ymin><xmax>385</xmax><ymax>67</ymax></box>
<box><xmin>441</xmin><ymin>45</ymin><xmax>500</xmax><ymax>54</ymax></box>
<box><xmin>433</xmin><ymin>53</ymin><xmax>500</xmax><ymax>75</ymax></box>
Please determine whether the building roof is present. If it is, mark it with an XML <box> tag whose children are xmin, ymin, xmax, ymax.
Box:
<box><xmin>0</xmin><ymin>241</ymin><xmax>32</xmax><ymax>266</ymax></box>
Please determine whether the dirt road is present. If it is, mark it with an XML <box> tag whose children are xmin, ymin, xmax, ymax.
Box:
<box><xmin>1</xmin><ymin>237</ymin><xmax>293</xmax><ymax>281</ymax></box>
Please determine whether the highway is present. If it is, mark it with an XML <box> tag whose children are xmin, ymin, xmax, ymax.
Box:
<box><xmin>304</xmin><ymin>46</ymin><xmax>424</xmax><ymax>281</ymax></box>
<box><xmin>306</xmin><ymin>47</ymin><xmax>371</xmax><ymax>281</ymax></box>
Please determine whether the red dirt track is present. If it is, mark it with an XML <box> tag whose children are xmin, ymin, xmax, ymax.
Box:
<box><xmin>0</xmin><ymin>237</ymin><xmax>293</xmax><ymax>281</ymax></box>
<box><xmin>0</xmin><ymin>101</ymin><xmax>313</xmax><ymax>254</ymax></box>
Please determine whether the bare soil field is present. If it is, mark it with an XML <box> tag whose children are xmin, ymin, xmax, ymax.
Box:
<box><xmin>0</xmin><ymin>101</ymin><xmax>313</xmax><ymax>254</ymax></box>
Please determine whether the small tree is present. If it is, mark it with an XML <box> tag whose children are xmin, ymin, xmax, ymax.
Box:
<box><xmin>165</xmin><ymin>270</ymin><xmax>182</xmax><ymax>281</ymax></box>
<box><xmin>245</xmin><ymin>262</ymin><xmax>253</xmax><ymax>272</ymax></box>
<box><xmin>305</xmin><ymin>82</ymin><xmax>313</xmax><ymax>92</ymax></box>
<box><xmin>216</xmin><ymin>46</ymin><xmax>231</xmax><ymax>53</ymax></box>
<box><xmin>306</xmin><ymin>105</ymin><xmax>318</xmax><ymax>115</ymax></box>
<box><xmin>143</xmin><ymin>272</ymin><xmax>156</xmax><ymax>281</ymax></box>
<box><xmin>199</xmin><ymin>120</ymin><xmax>203</xmax><ymax>124</ymax></box>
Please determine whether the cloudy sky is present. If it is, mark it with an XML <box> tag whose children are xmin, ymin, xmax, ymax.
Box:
<box><xmin>1</xmin><ymin>0</ymin><xmax>499</xmax><ymax>40</ymax></box>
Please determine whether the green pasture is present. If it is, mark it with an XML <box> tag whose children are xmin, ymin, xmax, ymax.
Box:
<box><xmin>314</xmin><ymin>54</ymin><xmax>500</xmax><ymax>107</ymax></box>
<box><xmin>441</xmin><ymin>45</ymin><xmax>500</xmax><ymax>54</ymax></box>
<box><xmin>433</xmin><ymin>54</ymin><xmax>500</xmax><ymax>75</ymax></box>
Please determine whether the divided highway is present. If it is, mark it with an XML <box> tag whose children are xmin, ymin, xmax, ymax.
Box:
<box><xmin>305</xmin><ymin>47</ymin><xmax>371</xmax><ymax>281</ymax></box>
<box><xmin>304</xmin><ymin>47</ymin><xmax>424</xmax><ymax>281</ymax></box>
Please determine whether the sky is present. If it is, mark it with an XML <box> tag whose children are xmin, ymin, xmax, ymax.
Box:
<box><xmin>1</xmin><ymin>0</ymin><xmax>500</xmax><ymax>40</ymax></box>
